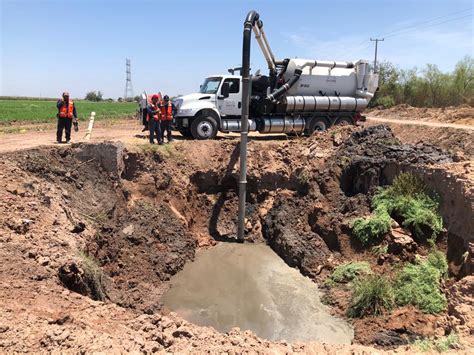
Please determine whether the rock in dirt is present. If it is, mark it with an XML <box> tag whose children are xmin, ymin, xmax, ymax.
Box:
<box><xmin>71</xmin><ymin>222</ymin><xmax>86</xmax><ymax>233</ymax></box>
<box><xmin>388</xmin><ymin>228</ymin><xmax>417</xmax><ymax>255</ymax></box>
<box><xmin>122</xmin><ymin>224</ymin><xmax>134</xmax><ymax>236</ymax></box>
<box><xmin>6</xmin><ymin>184</ymin><xmax>27</xmax><ymax>196</ymax></box>
<box><xmin>373</xmin><ymin>330</ymin><xmax>407</xmax><ymax>347</ymax></box>
<box><xmin>37</xmin><ymin>256</ymin><xmax>50</xmax><ymax>266</ymax></box>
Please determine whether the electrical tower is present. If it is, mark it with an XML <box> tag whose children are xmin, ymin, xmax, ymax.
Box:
<box><xmin>124</xmin><ymin>58</ymin><xmax>134</xmax><ymax>100</ymax></box>
<box><xmin>370</xmin><ymin>38</ymin><xmax>384</xmax><ymax>73</ymax></box>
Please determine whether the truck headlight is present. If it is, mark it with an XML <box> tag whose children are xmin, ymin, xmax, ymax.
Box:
<box><xmin>179</xmin><ymin>108</ymin><xmax>193</xmax><ymax>114</ymax></box>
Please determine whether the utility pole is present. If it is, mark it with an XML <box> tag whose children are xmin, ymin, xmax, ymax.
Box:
<box><xmin>124</xmin><ymin>58</ymin><xmax>134</xmax><ymax>100</ymax></box>
<box><xmin>370</xmin><ymin>38</ymin><xmax>384</xmax><ymax>73</ymax></box>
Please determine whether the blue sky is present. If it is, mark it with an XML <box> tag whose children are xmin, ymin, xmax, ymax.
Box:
<box><xmin>1</xmin><ymin>0</ymin><xmax>472</xmax><ymax>99</ymax></box>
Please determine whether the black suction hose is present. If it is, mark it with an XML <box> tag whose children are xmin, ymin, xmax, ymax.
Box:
<box><xmin>266</xmin><ymin>68</ymin><xmax>302</xmax><ymax>102</ymax></box>
<box><xmin>238</xmin><ymin>10</ymin><xmax>259</xmax><ymax>242</ymax></box>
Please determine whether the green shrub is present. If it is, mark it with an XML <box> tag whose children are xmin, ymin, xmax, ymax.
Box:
<box><xmin>427</xmin><ymin>250</ymin><xmax>449</xmax><ymax>277</ymax></box>
<box><xmin>327</xmin><ymin>262</ymin><xmax>371</xmax><ymax>285</ymax></box>
<box><xmin>371</xmin><ymin>173</ymin><xmax>443</xmax><ymax>241</ymax></box>
<box><xmin>351</xmin><ymin>172</ymin><xmax>444</xmax><ymax>245</ymax></box>
<box><xmin>413</xmin><ymin>333</ymin><xmax>461</xmax><ymax>352</ymax></box>
<box><xmin>348</xmin><ymin>274</ymin><xmax>394</xmax><ymax>318</ymax></box>
<box><xmin>386</xmin><ymin>172</ymin><xmax>426</xmax><ymax>197</ymax></box>
<box><xmin>394</xmin><ymin>252</ymin><xmax>447</xmax><ymax>314</ymax></box>
<box><xmin>371</xmin><ymin>244</ymin><xmax>388</xmax><ymax>256</ymax></box>
<box><xmin>351</xmin><ymin>211</ymin><xmax>392</xmax><ymax>244</ymax></box>
<box><xmin>374</xmin><ymin>95</ymin><xmax>396</xmax><ymax>108</ymax></box>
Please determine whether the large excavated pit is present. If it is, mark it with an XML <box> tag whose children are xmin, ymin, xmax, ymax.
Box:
<box><xmin>0</xmin><ymin>125</ymin><xmax>472</xmax><ymax>352</ymax></box>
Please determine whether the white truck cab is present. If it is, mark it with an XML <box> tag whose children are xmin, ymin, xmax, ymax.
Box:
<box><xmin>173</xmin><ymin>74</ymin><xmax>242</xmax><ymax>139</ymax></box>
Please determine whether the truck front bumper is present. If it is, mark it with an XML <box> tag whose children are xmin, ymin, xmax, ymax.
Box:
<box><xmin>174</xmin><ymin>117</ymin><xmax>192</xmax><ymax>130</ymax></box>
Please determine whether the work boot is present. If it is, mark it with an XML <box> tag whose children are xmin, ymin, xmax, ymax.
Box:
<box><xmin>158</xmin><ymin>141</ymin><xmax>164</xmax><ymax>145</ymax></box>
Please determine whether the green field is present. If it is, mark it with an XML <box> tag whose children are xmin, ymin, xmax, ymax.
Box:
<box><xmin>0</xmin><ymin>99</ymin><xmax>138</xmax><ymax>124</ymax></box>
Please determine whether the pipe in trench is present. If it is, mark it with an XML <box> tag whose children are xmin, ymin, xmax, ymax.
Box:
<box><xmin>238</xmin><ymin>10</ymin><xmax>258</xmax><ymax>242</ymax></box>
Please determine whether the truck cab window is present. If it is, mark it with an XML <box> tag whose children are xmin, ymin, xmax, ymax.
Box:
<box><xmin>200</xmin><ymin>77</ymin><xmax>222</xmax><ymax>94</ymax></box>
<box><xmin>223</xmin><ymin>78</ymin><xmax>240</xmax><ymax>94</ymax></box>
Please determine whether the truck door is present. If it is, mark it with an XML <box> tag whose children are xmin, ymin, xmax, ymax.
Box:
<box><xmin>217</xmin><ymin>78</ymin><xmax>242</xmax><ymax>117</ymax></box>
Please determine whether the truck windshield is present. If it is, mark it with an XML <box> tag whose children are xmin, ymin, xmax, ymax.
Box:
<box><xmin>199</xmin><ymin>77</ymin><xmax>222</xmax><ymax>94</ymax></box>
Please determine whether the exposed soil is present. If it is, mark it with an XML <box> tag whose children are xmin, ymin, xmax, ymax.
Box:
<box><xmin>368</xmin><ymin>104</ymin><xmax>474</xmax><ymax>126</ymax></box>
<box><xmin>0</xmin><ymin>123</ymin><xmax>473</xmax><ymax>353</ymax></box>
<box><xmin>366</xmin><ymin>105</ymin><xmax>474</xmax><ymax>158</ymax></box>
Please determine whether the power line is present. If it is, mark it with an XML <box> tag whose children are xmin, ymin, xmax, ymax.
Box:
<box><xmin>384</xmin><ymin>14</ymin><xmax>472</xmax><ymax>39</ymax></box>
<box><xmin>332</xmin><ymin>8</ymin><xmax>472</xmax><ymax>59</ymax></box>
<box><xmin>318</xmin><ymin>9</ymin><xmax>469</xmax><ymax>58</ymax></box>
<box><xmin>375</xmin><ymin>8</ymin><xmax>471</xmax><ymax>38</ymax></box>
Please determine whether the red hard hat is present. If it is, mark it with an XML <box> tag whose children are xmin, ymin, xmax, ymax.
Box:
<box><xmin>151</xmin><ymin>94</ymin><xmax>159</xmax><ymax>100</ymax></box>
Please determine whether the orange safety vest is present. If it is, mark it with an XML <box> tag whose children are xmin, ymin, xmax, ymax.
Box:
<box><xmin>159</xmin><ymin>102</ymin><xmax>173</xmax><ymax>121</ymax></box>
<box><xmin>148</xmin><ymin>104</ymin><xmax>161</xmax><ymax>122</ymax></box>
<box><xmin>58</xmin><ymin>99</ymin><xmax>74</xmax><ymax>119</ymax></box>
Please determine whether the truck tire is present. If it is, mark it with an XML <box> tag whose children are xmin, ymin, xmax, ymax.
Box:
<box><xmin>307</xmin><ymin>117</ymin><xmax>329</xmax><ymax>135</ymax></box>
<box><xmin>191</xmin><ymin>116</ymin><xmax>218</xmax><ymax>140</ymax></box>
<box><xmin>336</xmin><ymin>116</ymin><xmax>353</xmax><ymax>126</ymax></box>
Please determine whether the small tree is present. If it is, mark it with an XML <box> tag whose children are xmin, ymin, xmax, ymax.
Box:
<box><xmin>85</xmin><ymin>91</ymin><xmax>103</xmax><ymax>102</ymax></box>
<box><xmin>134</xmin><ymin>95</ymin><xmax>140</xmax><ymax>102</ymax></box>
<box><xmin>85</xmin><ymin>91</ymin><xmax>98</xmax><ymax>101</ymax></box>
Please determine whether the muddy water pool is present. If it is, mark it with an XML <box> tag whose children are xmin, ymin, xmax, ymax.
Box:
<box><xmin>161</xmin><ymin>243</ymin><xmax>353</xmax><ymax>343</ymax></box>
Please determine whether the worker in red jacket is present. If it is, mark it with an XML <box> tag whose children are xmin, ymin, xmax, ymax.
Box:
<box><xmin>56</xmin><ymin>91</ymin><xmax>78</xmax><ymax>144</ymax></box>
<box><xmin>147</xmin><ymin>94</ymin><xmax>162</xmax><ymax>144</ymax></box>
<box><xmin>159</xmin><ymin>95</ymin><xmax>175</xmax><ymax>143</ymax></box>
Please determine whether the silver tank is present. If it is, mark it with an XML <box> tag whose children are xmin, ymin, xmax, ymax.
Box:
<box><xmin>221</xmin><ymin>119</ymin><xmax>257</xmax><ymax>132</ymax></box>
<box><xmin>259</xmin><ymin>117</ymin><xmax>305</xmax><ymax>134</ymax></box>
<box><xmin>286</xmin><ymin>96</ymin><xmax>368</xmax><ymax>113</ymax></box>
<box><xmin>282</xmin><ymin>59</ymin><xmax>378</xmax><ymax>101</ymax></box>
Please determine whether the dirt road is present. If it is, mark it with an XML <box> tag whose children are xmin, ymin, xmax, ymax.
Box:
<box><xmin>1</xmin><ymin>115</ymin><xmax>473</xmax><ymax>154</ymax></box>
<box><xmin>0</xmin><ymin>121</ymin><xmax>145</xmax><ymax>153</ymax></box>
<box><xmin>366</xmin><ymin>116</ymin><xmax>474</xmax><ymax>131</ymax></box>
<box><xmin>0</xmin><ymin>120</ymin><xmax>290</xmax><ymax>153</ymax></box>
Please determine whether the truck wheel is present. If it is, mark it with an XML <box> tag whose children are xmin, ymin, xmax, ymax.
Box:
<box><xmin>307</xmin><ymin>117</ymin><xmax>329</xmax><ymax>135</ymax></box>
<box><xmin>336</xmin><ymin>116</ymin><xmax>353</xmax><ymax>126</ymax></box>
<box><xmin>191</xmin><ymin>116</ymin><xmax>218</xmax><ymax>140</ymax></box>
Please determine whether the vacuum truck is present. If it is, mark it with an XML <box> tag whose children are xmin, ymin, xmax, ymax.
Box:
<box><xmin>173</xmin><ymin>13</ymin><xmax>379</xmax><ymax>140</ymax></box>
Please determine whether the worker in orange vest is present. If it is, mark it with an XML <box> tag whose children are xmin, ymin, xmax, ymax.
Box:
<box><xmin>147</xmin><ymin>94</ymin><xmax>163</xmax><ymax>144</ymax></box>
<box><xmin>56</xmin><ymin>91</ymin><xmax>78</xmax><ymax>144</ymax></box>
<box><xmin>159</xmin><ymin>95</ymin><xmax>176</xmax><ymax>143</ymax></box>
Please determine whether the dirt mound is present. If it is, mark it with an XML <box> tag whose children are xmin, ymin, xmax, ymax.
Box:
<box><xmin>339</xmin><ymin>125</ymin><xmax>452</xmax><ymax>195</ymax></box>
<box><xmin>369</xmin><ymin>105</ymin><xmax>474</xmax><ymax>125</ymax></box>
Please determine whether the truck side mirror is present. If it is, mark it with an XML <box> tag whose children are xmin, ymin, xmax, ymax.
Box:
<box><xmin>221</xmin><ymin>82</ymin><xmax>230</xmax><ymax>98</ymax></box>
